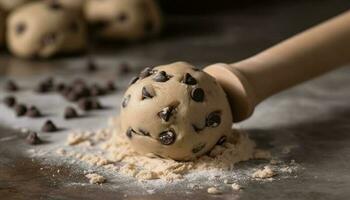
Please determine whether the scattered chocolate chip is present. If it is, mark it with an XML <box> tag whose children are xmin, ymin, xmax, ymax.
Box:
<box><xmin>78</xmin><ymin>98</ymin><xmax>93</xmax><ymax>111</ymax></box>
<box><xmin>191</xmin><ymin>88</ymin><xmax>205</xmax><ymax>102</ymax></box>
<box><xmin>48</xmin><ymin>0</ymin><xmax>62</xmax><ymax>10</ymax></box>
<box><xmin>192</xmin><ymin>143</ymin><xmax>206</xmax><ymax>154</ymax></box>
<box><xmin>66</xmin><ymin>91</ymin><xmax>81</xmax><ymax>102</ymax></box>
<box><xmin>118</xmin><ymin>62</ymin><xmax>131</xmax><ymax>74</ymax></box>
<box><xmin>41</xmin><ymin>120</ymin><xmax>58</xmax><ymax>132</ymax></box>
<box><xmin>139</xmin><ymin>67</ymin><xmax>153</xmax><ymax>79</ymax></box>
<box><xmin>141</xmin><ymin>86</ymin><xmax>155</xmax><ymax>100</ymax></box>
<box><xmin>15</xmin><ymin>104</ymin><xmax>27</xmax><ymax>117</ymax></box>
<box><xmin>182</xmin><ymin>73</ymin><xmax>197</xmax><ymax>85</ymax></box>
<box><xmin>3</xmin><ymin>96</ymin><xmax>16</xmax><ymax>107</ymax></box>
<box><xmin>159</xmin><ymin>129</ymin><xmax>176</xmax><ymax>145</ymax></box>
<box><xmin>64</xmin><ymin>106</ymin><xmax>78</xmax><ymax>119</ymax></box>
<box><xmin>41</xmin><ymin>32</ymin><xmax>57</xmax><ymax>46</ymax></box>
<box><xmin>216</xmin><ymin>136</ymin><xmax>227</xmax><ymax>145</ymax></box>
<box><xmin>5</xmin><ymin>80</ymin><xmax>18</xmax><ymax>92</ymax></box>
<box><xmin>73</xmin><ymin>84</ymin><xmax>90</xmax><ymax>98</ymax></box>
<box><xmin>128</xmin><ymin>76</ymin><xmax>139</xmax><ymax>86</ymax></box>
<box><xmin>138</xmin><ymin>128</ymin><xmax>150</xmax><ymax>136</ymax></box>
<box><xmin>158</xmin><ymin>106</ymin><xmax>175</xmax><ymax>122</ymax></box>
<box><xmin>15</xmin><ymin>22</ymin><xmax>26</xmax><ymax>35</ymax></box>
<box><xmin>153</xmin><ymin>71</ymin><xmax>171</xmax><ymax>82</ymax></box>
<box><xmin>72</xmin><ymin>78</ymin><xmax>86</xmax><ymax>86</ymax></box>
<box><xmin>35</xmin><ymin>82</ymin><xmax>50</xmax><ymax>93</ymax></box>
<box><xmin>192</xmin><ymin>124</ymin><xmax>203</xmax><ymax>132</ymax></box>
<box><xmin>91</xmin><ymin>98</ymin><xmax>103</xmax><ymax>109</ymax></box>
<box><xmin>26</xmin><ymin>106</ymin><xmax>41</xmax><ymax>118</ymax></box>
<box><xmin>126</xmin><ymin>127</ymin><xmax>135</xmax><ymax>139</ymax></box>
<box><xmin>117</xmin><ymin>12</ymin><xmax>128</xmax><ymax>22</ymax></box>
<box><xmin>122</xmin><ymin>95</ymin><xmax>130</xmax><ymax>108</ymax></box>
<box><xmin>144</xmin><ymin>21</ymin><xmax>154</xmax><ymax>33</ymax></box>
<box><xmin>90</xmin><ymin>84</ymin><xmax>105</xmax><ymax>96</ymax></box>
<box><xmin>206</xmin><ymin>111</ymin><xmax>221</xmax><ymax>127</ymax></box>
<box><xmin>26</xmin><ymin>131</ymin><xmax>42</xmax><ymax>145</ymax></box>
<box><xmin>55</xmin><ymin>82</ymin><xmax>66</xmax><ymax>92</ymax></box>
<box><xmin>105</xmin><ymin>80</ymin><xmax>116</xmax><ymax>92</ymax></box>
<box><xmin>86</xmin><ymin>59</ymin><xmax>98</xmax><ymax>73</ymax></box>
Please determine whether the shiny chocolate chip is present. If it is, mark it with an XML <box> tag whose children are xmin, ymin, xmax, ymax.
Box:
<box><xmin>190</xmin><ymin>88</ymin><xmax>204</xmax><ymax>102</ymax></box>
<box><xmin>26</xmin><ymin>106</ymin><xmax>41</xmax><ymax>118</ymax></box>
<box><xmin>158</xmin><ymin>106</ymin><xmax>175</xmax><ymax>122</ymax></box>
<box><xmin>122</xmin><ymin>95</ymin><xmax>131</xmax><ymax>108</ymax></box>
<box><xmin>206</xmin><ymin>111</ymin><xmax>221</xmax><ymax>127</ymax></box>
<box><xmin>216</xmin><ymin>136</ymin><xmax>227</xmax><ymax>145</ymax></box>
<box><xmin>15</xmin><ymin>104</ymin><xmax>27</xmax><ymax>117</ymax></box>
<box><xmin>126</xmin><ymin>127</ymin><xmax>135</xmax><ymax>139</ymax></box>
<box><xmin>5</xmin><ymin>80</ymin><xmax>19</xmax><ymax>92</ymax></box>
<box><xmin>159</xmin><ymin>129</ymin><xmax>176</xmax><ymax>145</ymax></box>
<box><xmin>139</xmin><ymin>67</ymin><xmax>153</xmax><ymax>79</ymax></box>
<box><xmin>3</xmin><ymin>96</ymin><xmax>16</xmax><ymax>107</ymax></box>
<box><xmin>138</xmin><ymin>128</ymin><xmax>150</xmax><ymax>136</ymax></box>
<box><xmin>182</xmin><ymin>73</ymin><xmax>197</xmax><ymax>85</ymax></box>
<box><xmin>192</xmin><ymin>143</ymin><xmax>206</xmax><ymax>154</ymax></box>
<box><xmin>153</xmin><ymin>71</ymin><xmax>171</xmax><ymax>82</ymax></box>
<box><xmin>41</xmin><ymin>120</ymin><xmax>58</xmax><ymax>132</ymax></box>
<box><xmin>141</xmin><ymin>86</ymin><xmax>155</xmax><ymax>100</ymax></box>
<box><xmin>128</xmin><ymin>76</ymin><xmax>139</xmax><ymax>86</ymax></box>
<box><xmin>26</xmin><ymin>131</ymin><xmax>42</xmax><ymax>145</ymax></box>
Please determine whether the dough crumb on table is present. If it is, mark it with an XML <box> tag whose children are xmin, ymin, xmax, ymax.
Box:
<box><xmin>207</xmin><ymin>187</ymin><xmax>222</xmax><ymax>194</ymax></box>
<box><xmin>252</xmin><ymin>166</ymin><xmax>276</xmax><ymax>179</ymax></box>
<box><xmin>85</xmin><ymin>173</ymin><xmax>106</xmax><ymax>184</ymax></box>
<box><xmin>231</xmin><ymin>183</ymin><xmax>242</xmax><ymax>191</ymax></box>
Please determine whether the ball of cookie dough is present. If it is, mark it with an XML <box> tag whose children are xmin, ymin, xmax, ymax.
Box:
<box><xmin>50</xmin><ymin>0</ymin><xmax>85</xmax><ymax>12</ymax></box>
<box><xmin>0</xmin><ymin>9</ymin><xmax>5</xmax><ymax>46</ymax></box>
<box><xmin>7</xmin><ymin>1</ymin><xmax>87</xmax><ymax>58</ymax></box>
<box><xmin>84</xmin><ymin>0</ymin><xmax>162</xmax><ymax>41</ymax></box>
<box><xmin>119</xmin><ymin>62</ymin><xmax>233</xmax><ymax>161</ymax></box>
<box><xmin>0</xmin><ymin>0</ymin><xmax>31</xmax><ymax>12</ymax></box>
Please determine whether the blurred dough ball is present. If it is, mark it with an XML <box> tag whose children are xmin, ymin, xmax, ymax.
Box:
<box><xmin>7</xmin><ymin>1</ymin><xmax>87</xmax><ymax>58</ymax></box>
<box><xmin>0</xmin><ymin>8</ymin><xmax>4</xmax><ymax>46</ymax></box>
<box><xmin>84</xmin><ymin>0</ymin><xmax>162</xmax><ymax>41</ymax></box>
<box><xmin>50</xmin><ymin>0</ymin><xmax>85</xmax><ymax>12</ymax></box>
<box><xmin>0</xmin><ymin>0</ymin><xmax>32</xmax><ymax>12</ymax></box>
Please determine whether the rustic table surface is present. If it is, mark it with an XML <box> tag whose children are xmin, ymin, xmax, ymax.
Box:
<box><xmin>1</xmin><ymin>1</ymin><xmax>350</xmax><ymax>199</ymax></box>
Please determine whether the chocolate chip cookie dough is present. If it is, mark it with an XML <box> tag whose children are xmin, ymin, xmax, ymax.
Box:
<box><xmin>52</xmin><ymin>0</ymin><xmax>85</xmax><ymax>12</ymax></box>
<box><xmin>0</xmin><ymin>8</ymin><xmax>4</xmax><ymax>46</ymax></box>
<box><xmin>0</xmin><ymin>0</ymin><xmax>31</xmax><ymax>12</ymax></box>
<box><xmin>7</xmin><ymin>1</ymin><xmax>87</xmax><ymax>58</ymax></box>
<box><xmin>84</xmin><ymin>0</ymin><xmax>162</xmax><ymax>41</ymax></box>
<box><xmin>120</xmin><ymin>62</ymin><xmax>234</xmax><ymax>161</ymax></box>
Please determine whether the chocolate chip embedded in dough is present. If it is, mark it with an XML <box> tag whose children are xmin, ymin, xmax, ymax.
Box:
<box><xmin>126</xmin><ymin>127</ymin><xmax>135</xmax><ymax>139</ymax></box>
<box><xmin>206</xmin><ymin>111</ymin><xmax>221</xmax><ymax>127</ymax></box>
<box><xmin>158</xmin><ymin>129</ymin><xmax>176</xmax><ymax>145</ymax></box>
<box><xmin>122</xmin><ymin>95</ymin><xmax>131</xmax><ymax>108</ymax></box>
<box><xmin>192</xmin><ymin>124</ymin><xmax>203</xmax><ymax>132</ymax></box>
<box><xmin>26</xmin><ymin>106</ymin><xmax>41</xmax><ymax>118</ymax></box>
<box><xmin>158</xmin><ymin>106</ymin><xmax>175</xmax><ymax>122</ymax></box>
<box><xmin>190</xmin><ymin>88</ymin><xmax>204</xmax><ymax>102</ymax></box>
<box><xmin>128</xmin><ymin>77</ymin><xmax>139</xmax><ymax>86</ymax></box>
<box><xmin>26</xmin><ymin>131</ymin><xmax>42</xmax><ymax>145</ymax></box>
<box><xmin>15</xmin><ymin>22</ymin><xmax>26</xmax><ymax>35</ymax></box>
<box><xmin>182</xmin><ymin>73</ymin><xmax>197</xmax><ymax>85</ymax></box>
<box><xmin>117</xmin><ymin>12</ymin><xmax>128</xmax><ymax>22</ymax></box>
<box><xmin>3</xmin><ymin>96</ymin><xmax>16</xmax><ymax>107</ymax></box>
<box><xmin>192</xmin><ymin>143</ymin><xmax>206</xmax><ymax>154</ymax></box>
<box><xmin>216</xmin><ymin>136</ymin><xmax>227</xmax><ymax>145</ymax></box>
<box><xmin>41</xmin><ymin>120</ymin><xmax>58</xmax><ymax>132</ymax></box>
<box><xmin>78</xmin><ymin>98</ymin><xmax>93</xmax><ymax>111</ymax></box>
<box><xmin>153</xmin><ymin>71</ymin><xmax>171</xmax><ymax>82</ymax></box>
<box><xmin>41</xmin><ymin>32</ymin><xmax>57</xmax><ymax>46</ymax></box>
<box><xmin>141</xmin><ymin>86</ymin><xmax>155</xmax><ymax>100</ymax></box>
<box><xmin>139</xmin><ymin>67</ymin><xmax>153</xmax><ymax>79</ymax></box>
<box><xmin>105</xmin><ymin>80</ymin><xmax>116</xmax><ymax>92</ymax></box>
<box><xmin>64</xmin><ymin>106</ymin><xmax>79</xmax><ymax>119</ymax></box>
<box><xmin>15</xmin><ymin>104</ymin><xmax>27</xmax><ymax>117</ymax></box>
<box><xmin>138</xmin><ymin>128</ymin><xmax>150</xmax><ymax>136</ymax></box>
<box><xmin>5</xmin><ymin>80</ymin><xmax>19</xmax><ymax>92</ymax></box>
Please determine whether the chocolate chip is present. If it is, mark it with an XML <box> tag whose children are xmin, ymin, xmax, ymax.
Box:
<box><xmin>91</xmin><ymin>98</ymin><xmax>103</xmax><ymax>110</ymax></box>
<box><xmin>192</xmin><ymin>143</ymin><xmax>206</xmax><ymax>154</ymax></box>
<box><xmin>117</xmin><ymin>12</ymin><xmax>128</xmax><ymax>22</ymax></box>
<box><xmin>192</xmin><ymin>124</ymin><xmax>203</xmax><ymax>132</ymax></box>
<box><xmin>55</xmin><ymin>82</ymin><xmax>66</xmax><ymax>92</ymax></box>
<box><xmin>26</xmin><ymin>106</ymin><xmax>41</xmax><ymax>118</ymax></box>
<box><xmin>105</xmin><ymin>80</ymin><xmax>116</xmax><ymax>92</ymax></box>
<box><xmin>158</xmin><ymin>129</ymin><xmax>176</xmax><ymax>145</ymax></box>
<box><xmin>5</xmin><ymin>80</ymin><xmax>18</xmax><ymax>92</ymax></box>
<box><xmin>35</xmin><ymin>82</ymin><xmax>50</xmax><ymax>93</ymax></box>
<box><xmin>16</xmin><ymin>22</ymin><xmax>26</xmax><ymax>35</ymax></box>
<box><xmin>90</xmin><ymin>84</ymin><xmax>105</xmax><ymax>96</ymax></box>
<box><xmin>118</xmin><ymin>62</ymin><xmax>131</xmax><ymax>74</ymax></box>
<box><xmin>66</xmin><ymin>91</ymin><xmax>81</xmax><ymax>102</ymax></box>
<box><xmin>153</xmin><ymin>71</ymin><xmax>171</xmax><ymax>82</ymax></box>
<box><xmin>138</xmin><ymin>128</ymin><xmax>150</xmax><ymax>136</ymax></box>
<box><xmin>15</xmin><ymin>104</ymin><xmax>27</xmax><ymax>117</ymax></box>
<box><xmin>182</xmin><ymin>73</ymin><xmax>197</xmax><ymax>85</ymax></box>
<box><xmin>41</xmin><ymin>120</ymin><xmax>58</xmax><ymax>132</ymax></box>
<box><xmin>128</xmin><ymin>76</ymin><xmax>139</xmax><ymax>86</ymax></box>
<box><xmin>78</xmin><ymin>98</ymin><xmax>93</xmax><ymax>111</ymax></box>
<box><xmin>206</xmin><ymin>111</ymin><xmax>221</xmax><ymax>127</ymax></box>
<box><xmin>139</xmin><ymin>67</ymin><xmax>153</xmax><ymax>79</ymax></box>
<box><xmin>216</xmin><ymin>136</ymin><xmax>227</xmax><ymax>145</ymax></box>
<box><xmin>72</xmin><ymin>78</ymin><xmax>86</xmax><ymax>86</ymax></box>
<box><xmin>126</xmin><ymin>127</ymin><xmax>135</xmax><ymax>139</ymax></box>
<box><xmin>141</xmin><ymin>86</ymin><xmax>155</xmax><ymax>100</ymax></box>
<box><xmin>26</xmin><ymin>131</ymin><xmax>42</xmax><ymax>145</ymax></box>
<box><xmin>48</xmin><ymin>0</ymin><xmax>62</xmax><ymax>10</ymax></box>
<box><xmin>191</xmin><ymin>88</ymin><xmax>205</xmax><ymax>102</ymax></box>
<box><xmin>122</xmin><ymin>95</ymin><xmax>130</xmax><ymax>108</ymax></box>
<box><xmin>86</xmin><ymin>59</ymin><xmax>98</xmax><ymax>73</ymax></box>
<box><xmin>73</xmin><ymin>84</ymin><xmax>90</xmax><ymax>98</ymax></box>
<box><xmin>41</xmin><ymin>32</ymin><xmax>57</xmax><ymax>46</ymax></box>
<box><xmin>158</xmin><ymin>106</ymin><xmax>175</xmax><ymax>122</ymax></box>
<box><xmin>3</xmin><ymin>96</ymin><xmax>16</xmax><ymax>107</ymax></box>
<box><xmin>64</xmin><ymin>106</ymin><xmax>78</xmax><ymax>119</ymax></box>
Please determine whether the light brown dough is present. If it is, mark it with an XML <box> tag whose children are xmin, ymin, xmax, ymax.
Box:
<box><xmin>53</xmin><ymin>0</ymin><xmax>85</xmax><ymax>12</ymax></box>
<box><xmin>0</xmin><ymin>0</ymin><xmax>32</xmax><ymax>12</ymax></box>
<box><xmin>0</xmin><ymin>9</ymin><xmax>4</xmax><ymax>46</ymax></box>
<box><xmin>119</xmin><ymin>62</ymin><xmax>233</xmax><ymax>161</ymax></box>
<box><xmin>7</xmin><ymin>1</ymin><xmax>86</xmax><ymax>58</ymax></box>
<box><xmin>84</xmin><ymin>0</ymin><xmax>162</xmax><ymax>41</ymax></box>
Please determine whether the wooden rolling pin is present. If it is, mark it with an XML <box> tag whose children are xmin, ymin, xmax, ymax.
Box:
<box><xmin>204</xmin><ymin>11</ymin><xmax>350</xmax><ymax>122</ymax></box>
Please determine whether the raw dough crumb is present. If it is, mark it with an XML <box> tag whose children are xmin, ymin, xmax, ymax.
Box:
<box><xmin>85</xmin><ymin>173</ymin><xmax>106</xmax><ymax>184</ymax></box>
<box><xmin>252</xmin><ymin>166</ymin><xmax>276</xmax><ymax>179</ymax></box>
<box><xmin>231</xmin><ymin>183</ymin><xmax>241</xmax><ymax>190</ymax></box>
<box><xmin>207</xmin><ymin>187</ymin><xmax>222</xmax><ymax>194</ymax></box>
